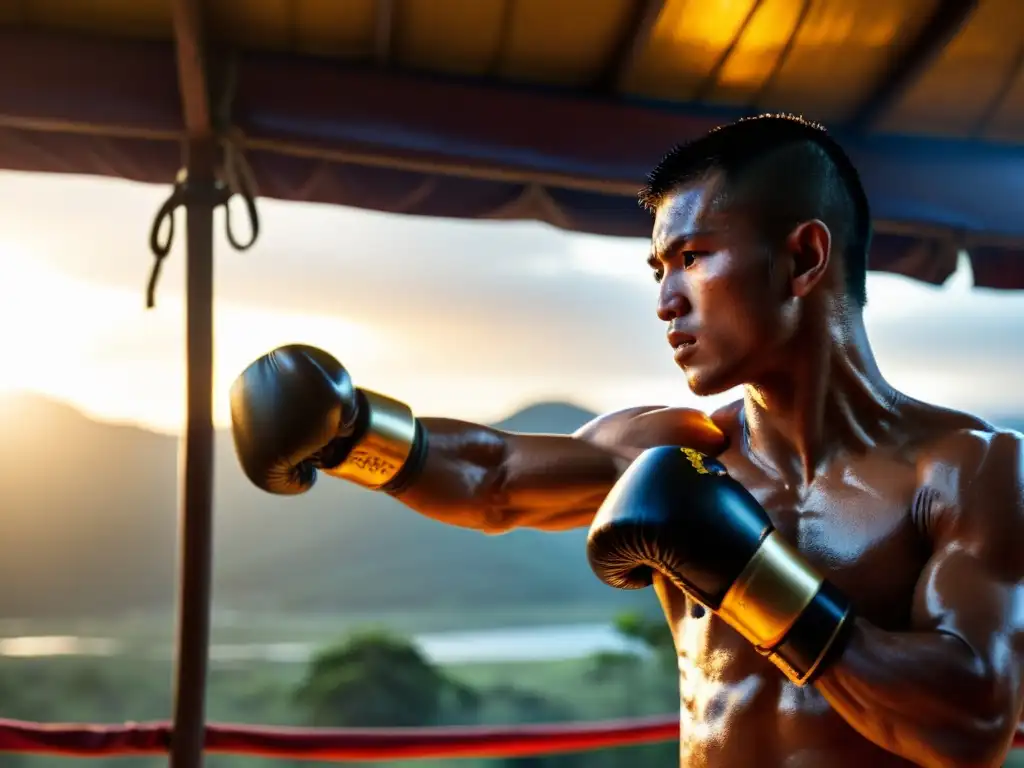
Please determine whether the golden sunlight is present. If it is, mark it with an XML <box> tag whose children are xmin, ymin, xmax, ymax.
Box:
<box><xmin>0</xmin><ymin>239</ymin><xmax>384</xmax><ymax>433</ymax></box>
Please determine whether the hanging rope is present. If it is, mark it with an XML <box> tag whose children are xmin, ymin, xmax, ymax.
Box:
<box><xmin>145</xmin><ymin>131</ymin><xmax>259</xmax><ymax>308</ymax></box>
<box><xmin>145</xmin><ymin>54</ymin><xmax>260</xmax><ymax>309</ymax></box>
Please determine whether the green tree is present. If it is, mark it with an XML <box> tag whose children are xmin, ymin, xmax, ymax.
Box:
<box><xmin>584</xmin><ymin>651</ymin><xmax>643</xmax><ymax>717</ymax></box>
<box><xmin>612</xmin><ymin>611</ymin><xmax>674</xmax><ymax>669</ymax></box>
<box><xmin>482</xmin><ymin>685</ymin><xmax>587</xmax><ymax>768</ymax></box>
<box><xmin>294</xmin><ymin>630</ymin><xmax>478</xmax><ymax>728</ymax></box>
<box><xmin>610</xmin><ymin>611</ymin><xmax>683</xmax><ymax>768</ymax></box>
<box><xmin>482</xmin><ymin>683</ymin><xmax>574</xmax><ymax>725</ymax></box>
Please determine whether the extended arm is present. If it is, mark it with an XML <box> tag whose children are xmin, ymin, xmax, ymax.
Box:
<box><xmin>228</xmin><ymin>344</ymin><xmax>727</xmax><ymax>534</ymax></box>
<box><xmin>393</xmin><ymin>417</ymin><xmax>625</xmax><ymax>533</ymax></box>
<box><xmin>817</xmin><ymin>431</ymin><xmax>1024</xmax><ymax>767</ymax></box>
<box><xmin>395</xmin><ymin>404</ymin><xmax>727</xmax><ymax>533</ymax></box>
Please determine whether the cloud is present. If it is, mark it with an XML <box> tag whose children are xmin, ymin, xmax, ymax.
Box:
<box><xmin>2</xmin><ymin>170</ymin><xmax>1024</xmax><ymax>432</ymax></box>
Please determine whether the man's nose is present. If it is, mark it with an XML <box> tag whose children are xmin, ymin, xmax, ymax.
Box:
<box><xmin>656</xmin><ymin>283</ymin><xmax>689</xmax><ymax>322</ymax></box>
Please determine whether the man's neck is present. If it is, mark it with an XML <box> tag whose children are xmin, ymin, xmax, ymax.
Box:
<box><xmin>741</xmin><ymin>309</ymin><xmax>901</xmax><ymax>488</ymax></box>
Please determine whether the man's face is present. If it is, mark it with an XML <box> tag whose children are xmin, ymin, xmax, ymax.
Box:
<box><xmin>649</xmin><ymin>177</ymin><xmax>794</xmax><ymax>396</ymax></box>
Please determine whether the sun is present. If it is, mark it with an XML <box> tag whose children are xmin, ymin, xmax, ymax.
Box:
<box><xmin>0</xmin><ymin>237</ymin><xmax>392</xmax><ymax>433</ymax></box>
<box><xmin>0</xmin><ymin>241</ymin><xmax>47</xmax><ymax>395</ymax></box>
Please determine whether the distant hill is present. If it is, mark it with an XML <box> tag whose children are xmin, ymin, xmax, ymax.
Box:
<box><xmin>491</xmin><ymin>402</ymin><xmax>598</xmax><ymax>433</ymax></box>
<box><xmin>3</xmin><ymin>394</ymin><xmax>1021</xmax><ymax>624</ymax></box>
<box><xmin>209</xmin><ymin>400</ymin><xmax>619</xmax><ymax>617</ymax></box>
<box><xmin>0</xmin><ymin>393</ymin><xmax>642</xmax><ymax>622</ymax></box>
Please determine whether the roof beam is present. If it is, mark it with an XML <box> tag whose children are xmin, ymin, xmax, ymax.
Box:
<box><xmin>849</xmin><ymin>0</ymin><xmax>978</xmax><ymax>131</ymax></box>
<box><xmin>170</xmin><ymin>0</ymin><xmax>214</xmax><ymax>139</ymax></box>
<box><xmin>594</xmin><ymin>0</ymin><xmax>667</xmax><ymax>93</ymax></box>
<box><xmin>972</xmin><ymin>45</ymin><xmax>1024</xmax><ymax>137</ymax></box>
<box><xmin>375</xmin><ymin>0</ymin><xmax>396</xmax><ymax>66</ymax></box>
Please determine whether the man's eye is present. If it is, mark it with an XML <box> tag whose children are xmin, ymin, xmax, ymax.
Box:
<box><xmin>650</xmin><ymin>249</ymin><xmax>706</xmax><ymax>281</ymax></box>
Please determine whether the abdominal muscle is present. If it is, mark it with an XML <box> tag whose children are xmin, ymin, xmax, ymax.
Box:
<box><xmin>656</xmin><ymin>577</ymin><xmax>916</xmax><ymax>768</ymax></box>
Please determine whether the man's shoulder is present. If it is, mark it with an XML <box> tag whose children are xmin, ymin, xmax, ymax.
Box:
<box><xmin>911</xmin><ymin>405</ymin><xmax>1024</xmax><ymax>548</ymax></box>
<box><xmin>574</xmin><ymin>402</ymin><xmax>735</xmax><ymax>456</ymax></box>
<box><xmin>912</xmin><ymin>405</ymin><xmax>1021</xmax><ymax>476</ymax></box>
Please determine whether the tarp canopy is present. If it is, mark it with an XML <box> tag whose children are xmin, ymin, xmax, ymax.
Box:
<box><xmin>2</xmin><ymin>0</ymin><xmax>1024</xmax><ymax>288</ymax></box>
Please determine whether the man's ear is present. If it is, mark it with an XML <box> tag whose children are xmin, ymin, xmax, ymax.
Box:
<box><xmin>785</xmin><ymin>219</ymin><xmax>831</xmax><ymax>298</ymax></box>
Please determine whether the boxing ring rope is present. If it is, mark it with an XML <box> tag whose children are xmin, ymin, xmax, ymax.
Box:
<box><xmin>0</xmin><ymin>717</ymin><xmax>1021</xmax><ymax>761</ymax></box>
<box><xmin>0</xmin><ymin>716</ymin><xmax>679</xmax><ymax>760</ymax></box>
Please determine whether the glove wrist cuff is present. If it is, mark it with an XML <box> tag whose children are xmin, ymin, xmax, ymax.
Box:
<box><xmin>718</xmin><ymin>529</ymin><xmax>853</xmax><ymax>687</ymax></box>
<box><xmin>323</xmin><ymin>389</ymin><xmax>419</xmax><ymax>490</ymax></box>
<box><xmin>770</xmin><ymin>579</ymin><xmax>854</xmax><ymax>686</ymax></box>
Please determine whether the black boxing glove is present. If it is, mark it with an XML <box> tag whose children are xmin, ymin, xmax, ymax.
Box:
<box><xmin>229</xmin><ymin>344</ymin><xmax>427</xmax><ymax>495</ymax></box>
<box><xmin>586</xmin><ymin>445</ymin><xmax>854</xmax><ymax>687</ymax></box>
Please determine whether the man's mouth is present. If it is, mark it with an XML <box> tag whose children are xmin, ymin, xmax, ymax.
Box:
<box><xmin>667</xmin><ymin>329</ymin><xmax>697</xmax><ymax>349</ymax></box>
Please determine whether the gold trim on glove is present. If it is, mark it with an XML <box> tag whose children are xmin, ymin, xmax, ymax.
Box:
<box><xmin>324</xmin><ymin>389</ymin><xmax>418</xmax><ymax>490</ymax></box>
<box><xmin>718</xmin><ymin>530</ymin><xmax>822</xmax><ymax>652</ymax></box>
<box><xmin>769</xmin><ymin>611</ymin><xmax>851</xmax><ymax>687</ymax></box>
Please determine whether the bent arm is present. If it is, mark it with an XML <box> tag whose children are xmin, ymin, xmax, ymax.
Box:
<box><xmin>819</xmin><ymin>563</ymin><xmax>1021</xmax><ymax>766</ymax></box>
<box><xmin>393</xmin><ymin>407</ymin><xmax>727</xmax><ymax>534</ymax></box>
<box><xmin>816</xmin><ymin>431</ymin><xmax>1024</xmax><ymax>767</ymax></box>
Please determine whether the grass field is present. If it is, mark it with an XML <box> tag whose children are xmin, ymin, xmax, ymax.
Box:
<box><xmin>2</xmin><ymin>610</ymin><xmax>1022</xmax><ymax>768</ymax></box>
<box><xmin>0</xmin><ymin>607</ymin><xmax>672</xmax><ymax>767</ymax></box>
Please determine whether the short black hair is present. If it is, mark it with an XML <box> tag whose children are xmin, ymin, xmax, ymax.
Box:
<box><xmin>639</xmin><ymin>113</ymin><xmax>872</xmax><ymax>307</ymax></box>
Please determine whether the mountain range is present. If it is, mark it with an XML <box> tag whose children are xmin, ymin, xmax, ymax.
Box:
<box><xmin>2</xmin><ymin>394</ymin><xmax>1021</xmax><ymax>624</ymax></box>
<box><xmin>0</xmin><ymin>394</ymin><xmax>640</xmax><ymax>622</ymax></box>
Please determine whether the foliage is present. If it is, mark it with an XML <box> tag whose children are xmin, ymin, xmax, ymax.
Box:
<box><xmin>294</xmin><ymin>630</ymin><xmax>479</xmax><ymax>728</ymax></box>
<box><xmin>612</xmin><ymin>611</ymin><xmax>675</xmax><ymax>669</ymax></box>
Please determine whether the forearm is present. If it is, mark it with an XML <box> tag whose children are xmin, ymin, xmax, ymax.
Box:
<box><xmin>817</xmin><ymin>618</ymin><xmax>1014</xmax><ymax>767</ymax></box>
<box><xmin>390</xmin><ymin>417</ymin><xmax>625</xmax><ymax>533</ymax></box>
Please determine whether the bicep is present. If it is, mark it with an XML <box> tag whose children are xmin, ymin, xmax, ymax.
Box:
<box><xmin>911</xmin><ymin>430</ymin><xmax>1024</xmax><ymax>687</ymax></box>
<box><xmin>487</xmin><ymin>404</ymin><xmax>717</xmax><ymax>531</ymax></box>
<box><xmin>911</xmin><ymin>543</ymin><xmax>1019</xmax><ymax>665</ymax></box>
<box><xmin>408</xmin><ymin>406</ymin><xmax>725</xmax><ymax>533</ymax></box>
<box><xmin>396</xmin><ymin>418</ymin><xmax>614</xmax><ymax>532</ymax></box>
<box><xmin>494</xmin><ymin>430</ymin><xmax>625</xmax><ymax>531</ymax></box>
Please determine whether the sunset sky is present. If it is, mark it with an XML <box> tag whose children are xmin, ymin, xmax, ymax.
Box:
<box><xmin>1</xmin><ymin>169</ymin><xmax>1023</xmax><ymax>436</ymax></box>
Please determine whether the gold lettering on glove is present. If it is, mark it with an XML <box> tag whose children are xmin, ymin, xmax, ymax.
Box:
<box><xmin>325</xmin><ymin>389</ymin><xmax>417</xmax><ymax>490</ymax></box>
<box><xmin>680</xmin><ymin>447</ymin><xmax>725</xmax><ymax>476</ymax></box>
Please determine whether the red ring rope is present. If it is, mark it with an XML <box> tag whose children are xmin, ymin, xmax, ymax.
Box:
<box><xmin>0</xmin><ymin>716</ymin><xmax>679</xmax><ymax>760</ymax></box>
<box><xmin>0</xmin><ymin>716</ymin><xmax>1020</xmax><ymax>760</ymax></box>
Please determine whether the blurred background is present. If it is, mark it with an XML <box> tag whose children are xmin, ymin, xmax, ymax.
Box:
<box><xmin>1</xmin><ymin>168</ymin><xmax>1024</xmax><ymax>768</ymax></box>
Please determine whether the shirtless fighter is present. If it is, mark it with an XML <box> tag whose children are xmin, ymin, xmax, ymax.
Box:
<box><xmin>229</xmin><ymin>114</ymin><xmax>1024</xmax><ymax>767</ymax></box>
